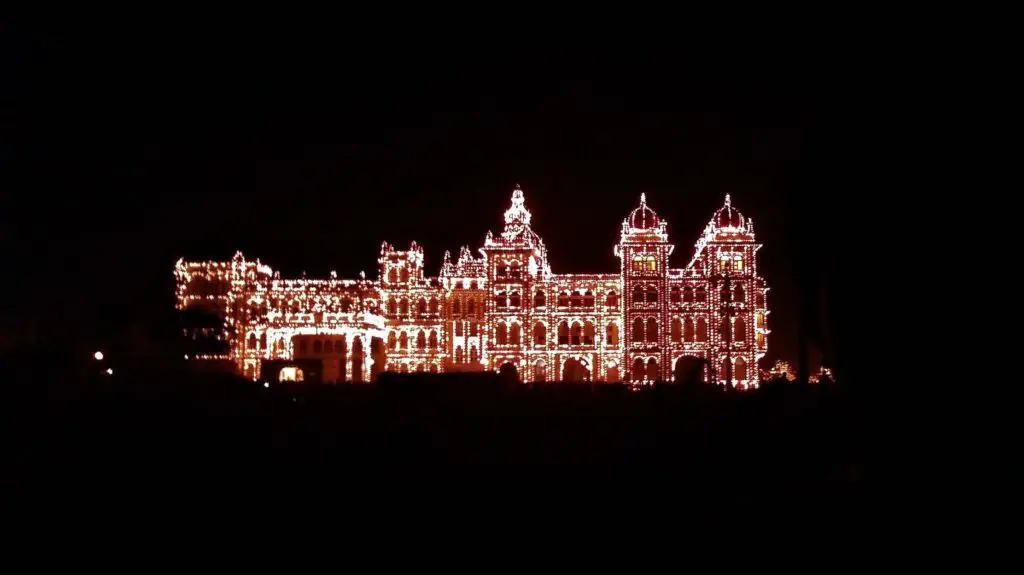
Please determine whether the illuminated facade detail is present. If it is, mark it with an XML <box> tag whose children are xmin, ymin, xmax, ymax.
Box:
<box><xmin>175</xmin><ymin>185</ymin><xmax>770</xmax><ymax>386</ymax></box>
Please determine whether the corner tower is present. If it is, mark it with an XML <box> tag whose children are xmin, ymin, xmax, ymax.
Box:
<box><xmin>614</xmin><ymin>194</ymin><xmax>674</xmax><ymax>382</ymax></box>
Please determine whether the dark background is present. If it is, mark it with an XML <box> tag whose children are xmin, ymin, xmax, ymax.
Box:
<box><xmin>1</xmin><ymin>24</ymin><xmax>854</xmax><ymax>378</ymax></box>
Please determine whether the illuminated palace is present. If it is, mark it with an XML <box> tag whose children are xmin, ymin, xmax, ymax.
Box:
<box><xmin>175</xmin><ymin>185</ymin><xmax>770</xmax><ymax>385</ymax></box>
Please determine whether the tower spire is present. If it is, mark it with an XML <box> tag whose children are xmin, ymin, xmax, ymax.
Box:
<box><xmin>503</xmin><ymin>183</ymin><xmax>532</xmax><ymax>227</ymax></box>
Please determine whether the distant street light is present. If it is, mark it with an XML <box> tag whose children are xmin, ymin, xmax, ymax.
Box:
<box><xmin>94</xmin><ymin>351</ymin><xmax>104</xmax><ymax>361</ymax></box>
<box><xmin>106</xmin><ymin>368</ymin><xmax>113</xmax><ymax>375</ymax></box>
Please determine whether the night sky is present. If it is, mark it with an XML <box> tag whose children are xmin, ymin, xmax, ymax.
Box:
<box><xmin>3</xmin><ymin>24</ymin><xmax>847</xmax><ymax>369</ymax></box>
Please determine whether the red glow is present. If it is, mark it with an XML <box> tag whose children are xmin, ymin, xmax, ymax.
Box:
<box><xmin>176</xmin><ymin>186</ymin><xmax>769</xmax><ymax>385</ymax></box>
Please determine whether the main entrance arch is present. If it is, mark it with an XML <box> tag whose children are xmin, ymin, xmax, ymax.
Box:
<box><xmin>562</xmin><ymin>357</ymin><xmax>591</xmax><ymax>382</ymax></box>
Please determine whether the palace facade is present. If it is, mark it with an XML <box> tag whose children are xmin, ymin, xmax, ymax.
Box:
<box><xmin>175</xmin><ymin>185</ymin><xmax>770</xmax><ymax>385</ymax></box>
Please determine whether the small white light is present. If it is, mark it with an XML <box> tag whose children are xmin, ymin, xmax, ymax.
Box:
<box><xmin>184</xmin><ymin>354</ymin><xmax>189</xmax><ymax>360</ymax></box>
<box><xmin>94</xmin><ymin>351</ymin><xmax>104</xmax><ymax>361</ymax></box>
<box><xmin>263</xmin><ymin>382</ymin><xmax>269</xmax><ymax>388</ymax></box>
<box><xmin>106</xmin><ymin>368</ymin><xmax>113</xmax><ymax>375</ymax></box>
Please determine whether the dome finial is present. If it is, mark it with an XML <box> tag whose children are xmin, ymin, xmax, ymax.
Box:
<box><xmin>640</xmin><ymin>192</ymin><xmax>647</xmax><ymax>206</ymax></box>
<box><xmin>724</xmin><ymin>193</ymin><xmax>732</xmax><ymax>207</ymax></box>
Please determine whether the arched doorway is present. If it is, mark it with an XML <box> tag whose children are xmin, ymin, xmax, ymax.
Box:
<box><xmin>605</xmin><ymin>360</ymin><xmax>620</xmax><ymax>382</ymax></box>
<box><xmin>562</xmin><ymin>357</ymin><xmax>591</xmax><ymax>382</ymax></box>
<box><xmin>673</xmin><ymin>356</ymin><xmax>708</xmax><ymax>385</ymax></box>
<box><xmin>351</xmin><ymin>336</ymin><xmax>364</xmax><ymax>382</ymax></box>
<box><xmin>498</xmin><ymin>362</ymin><xmax>519</xmax><ymax>382</ymax></box>
<box><xmin>534</xmin><ymin>360</ymin><xmax>547</xmax><ymax>382</ymax></box>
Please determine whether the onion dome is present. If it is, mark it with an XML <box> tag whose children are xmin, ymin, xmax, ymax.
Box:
<box><xmin>711</xmin><ymin>194</ymin><xmax>746</xmax><ymax>230</ymax></box>
<box><xmin>628</xmin><ymin>193</ymin><xmax>660</xmax><ymax>229</ymax></box>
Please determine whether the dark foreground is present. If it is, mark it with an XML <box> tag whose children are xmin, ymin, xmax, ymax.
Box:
<box><xmin>3</xmin><ymin>370</ymin><xmax>862</xmax><ymax>521</ymax></box>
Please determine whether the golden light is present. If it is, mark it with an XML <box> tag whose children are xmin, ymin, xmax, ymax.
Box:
<box><xmin>174</xmin><ymin>186</ymin><xmax>770</xmax><ymax>386</ymax></box>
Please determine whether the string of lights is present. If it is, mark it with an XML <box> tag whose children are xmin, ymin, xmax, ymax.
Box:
<box><xmin>175</xmin><ymin>185</ymin><xmax>769</xmax><ymax>387</ymax></box>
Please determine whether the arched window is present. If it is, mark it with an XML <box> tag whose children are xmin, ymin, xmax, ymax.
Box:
<box><xmin>645</xmin><ymin>255</ymin><xmax>657</xmax><ymax>271</ymax></box>
<box><xmin>533</xmin><ymin>322</ymin><xmax>546</xmax><ymax>345</ymax></box>
<box><xmin>455</xmin><ymin>322</ymin><xmax>463</xmax><ymax>336</ymax></box>
<box><xmin>388</xmin><ymin>331</ymin><xmax>397</xmax><ymax>350</ymax></box>
<box><xmin>646</xmin><ymin>285</ymin><xmax>658</xmax><ymax>303</ymax></box>
<box><xmin>417</xmin><ymin>298</ymin><xmax>426</xmax><ymax>315</ymax></box>
<box><xmin>606</xmin><ymin>323</ymin><xmax>618</xmax><ymax>346</ymax></box>
<box><xmin>400</xmin><ymin>268</ymin><xmax>409</xmax><ymax>283</ymax></box>
<box><xmin>468</xmin><ymin>299</ymin><xmax>477</xmax><ymax>315</ymax></box>
<box><xmin>470</xmin><ymin>322</ymin><xmax>478</xmax><ymax>336</ymax></box>
<box><xmin>558</xmin><ymin>292</ymin><xmax>570</xmax><ymax>307</ymax></box>
<box><xmin>496</xmin><ymin>322</ymin><xmax>508</xmax><ymax>345</ymax></box>
<box><xmin>452</xmin><ymin>299</ymin><xmax>461</xmax><ymax>315</ymax></box>
<box><xmin>696</xmin><ymin>317</ymin><xmax>708</xmax><ymax>342</ymax></box>
<box><xmin>583</xmin><ymin>290</ymin><xmax>595</xmax><ymax>307</ymax></box>
<box><xmin>570</xmin><ymin>322</ymin><xmax>582</xmax><ymax>345</ymax></box>
<box><xmin>387</xmin><ymin>297</ymin><xmax>397</xmax><ymax>316</ymax></box>
<box><xmin>341</xmin><ymin>298</ymin><xmax>352</xmax><ymax>312</ymax></box>
<box><xmin>684</xmin><ymin>317</ymin><xmax>695</xmax><ymax>342</ymax></box>
<box><xmin>756</xmin><ymin>290</ymin><xmax>765</xmax><ymax>308</ymax></box>
<box><xmin>721</xmin><ymin>358</ymin><xmax>731</xmax><ymax>382</ymax></box>
<box><xmin>670</xmin><ymin>287</ymin><xmax>681</xmax><ymax>303</ymax></box>
<box><xmin>510</xmin><ymin>291</ymin><xmax>521</xmax><ymax>307</ymax></box>
<box><xmin>429</xmin><ymin>330</ymin><xmax>438</xmax><ymax>349</ymax></box>
<box><xmin>756</xmin><ymin>313</ymin><xmax>764</xmax><ymax>329</ymax></box>
<box><xmin>455</xmin><ymin>346</ymin><xmax>464</xmax><ymax>364</ymax></box>
<box><xmin>696</xmin><ymin>286</ymin><xmax>706</xmax><ymax>302</ymax></box>
<box><xmin>671</xmin><ymin>318</ymin><xmax>682</xmax><ymax>343</ymax></box>
<box><xmin>510</xmin><ymin>323</ymin><xmax>521</xmax><ymax>346</ymax></box>
<box><xmin>558</xmin><ymin>321</ymin><xmax>569</xmax><ymax>345</ymax></box>
<box><xmin>534</xmin><ymin>291</ymin><xmax>546</xmax><ymax>307</ymax></box>
<box><xmin>632</xmin><ymin>285</ymin><xmax>644</xmax><ymax>305</ymax></box>
<box><xmin>470</xmin><ymin>346</ymin><xmax>479</xmax><ymax>363</ymax></box>
<box><xmin>388</xmin><ymin>268</ymin><xmax>397</xmax><ymax>284</ymax></box>
<box><xmin>734</xmin><ymin>284</ymin><xmax>745</xmax><ymax>303</ymax></box>
<box><xmin>583</xmin><ymin>321</ymin><xmax>595</xmax><ymax>345</ymax></box>
<box><xmin>416</xmin><ymin>331</ymin><xmax>426</xmax><ymax>350</ymax></box>
<box><xmin>470</xmin><ymin>281</ymin><xmax>478</xmax><ymax>289</ymax></box>
<box><xmin>720</xmin><ymin>316</ymin><xmax>730</xmax><ymax>340</ymax></box>
<box><xmin>606</xmin><ymin>291</ymin><xmax>619</xmax><ymax>308</ymax></box>
<box><xmin>399</xmin><ymin>298</ymin><xmax>408</xmax><ymax>316</ymax></box>
<box><xmin>495</xmin><ymin>292</ymin><xmax>507</xmax><ymax>309</ymax></box>
<box><xmin>632</xmin><ymin>318</ymin><xmax>645</xmax><ymax>342</ymax></box>
<box><xmin>646</xmin><ymin>318</ymin><xmax>658</xmax><ymax>342</ymax></box>
<box><xmin>248</xmin><ymin>333</ymin><xmax>257</xmax><ymax>350</ymax></box>
<box><xmin>735</xmin><ymin>357</ymin><xmax>747</xmax><ymax>381</ymax></box>
<box><xmin>399</xmin><ymin>332</ymin><xmax>408</xmax><ymax>349</ymax></box>
<box><xmin>734</xmin><ymin>317</ymin><xmax>746</xmax><ymax>343</ymax></box>
<box><xmin>632</xmin><ymin>255</ymin><xmax>645</xmax><ymax>272</ymax></box>
<box><xmin>571</xmin><ymin>291</ymin><xmax>582</xmax><ymax>307</ymax></box>
<box><xmin>429</xmin><ymin>297</ymin><xmax>439</xmax><ymax>314</ymax></box>
<box><xmin>683</xmin><ymin>286</ymin><xmax>694</xmax><ymax>302</ymax></box>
